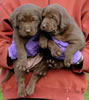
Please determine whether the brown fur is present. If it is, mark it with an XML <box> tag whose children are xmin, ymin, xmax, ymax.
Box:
<box><xmin>10</xmin><ymin>4</ymin><xmax>42</xmax><ymax>70</ymax></box>
<box><xmin>10</xmin><ymin>4</ymin><xmax>43</xmax><ymax>97</ymax></box>
<box><xmin>40</xmin><ymin>4</ymin><xmax>85</xmax><ymax>67</ymax></box>
<box><xmin>13</xmin><ymin>57</ymin><xmax>49</xmax><ymax>97</ymax></box>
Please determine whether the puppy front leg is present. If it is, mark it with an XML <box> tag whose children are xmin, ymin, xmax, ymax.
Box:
<box><xmin>14</xmin><ymin>61</ymin><xmax>26</xmax><ymax>97</ymax></box>
<box><xmin>13</xmin><ymin>29</ymin><xmax>27</xmax><ymax>71</ymax></box>
<box><xmin>48</xmin><ymin>40</ymin><xmax>62</xmax><ymax>57</ymax></box>
<box><xmin>39</xmin><ymin>33</ymin><xmax>48</xmax><ymax>48</ymax></box>
<box><xmin>64</xmin><ymin>43</ymin><xmax>80</xmax><ymax>67</ymax></box>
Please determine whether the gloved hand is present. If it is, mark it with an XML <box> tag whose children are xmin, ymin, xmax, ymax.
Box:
<box><xmin>8</xmin><ymin>34</ymin><xmax>40</xmax><ymax>60</ymax></box>
<box><xmin>52</xmin><ymin>37</ymin><xmax>82</xmax><ymax>64</ymax></box>
<box><xmin>8</xmin><ymin>35</ymin><xmax>82</xmax><ymax>65</ymax></box>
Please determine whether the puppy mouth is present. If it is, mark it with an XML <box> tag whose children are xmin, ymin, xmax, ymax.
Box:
<box><xmin>45</xmin><ymin>31</ymin><xmax>56</xmax><ymax>36</ymax></box>
<box><xmin>46</xmin><ymin>29</ymin><xmax>56</xmax><ymax>33</ymax></box>
<box><xmin>52</xmin><ymin>30</ymin><xmax>56</xmax><ymax>33</ymax></box>
<box><xmin>49</xmin><ymin>30</ymin><xmax>56</xmax><ymax>36</ymax></box>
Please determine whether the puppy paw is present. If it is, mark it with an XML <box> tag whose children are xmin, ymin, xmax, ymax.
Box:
<box><xmin>51</xmin><ymin>47</ymin><xmax>62</xmax><ymax>57</ymax></box>
<box><xmin>46</xmin><ymin>59</ymin><xmax>54</xmax><ymax>68</ymax></box>
<box><xmin>39</xmin><ymin>40</ymin><xmax>47</xmax><ymax>48</ymax></box>
<box><xmin>18</xmin><ymin>87</ymin><xmax>26</xmax><ymax>97</ymax></box>
<box><xmin>36</xmin><ymin>68</ymin><xmax>48</xmax><ymax>76</ymax></box>
<box><xmin>64</xmin><ymin>57</ymin><xmax>73</xmax><ymax>67</ymax></box>
<box><xmin>35</xmin><ymin>65</ymin><xmax>48</xmax><ymax>76</ymax></box>
<box><xmin>47</xmin><ymin>59</ymin><xmax>64</xmax><ymax>69</ymax></box>
<box><xmin>16</xmin><ymin>60</ymin><xmax>27</xmax><ymax>71</ymax></box>
<box><xmin>26</xmin><ymin>85</ymin><xmax>35</xmax><ymax>96</ymax></box>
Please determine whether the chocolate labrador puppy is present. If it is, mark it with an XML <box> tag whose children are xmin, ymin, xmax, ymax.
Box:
<box><xmin>39</xmin><ymin>4</ymin><xmax>85</xmax><ymax>67</ymax></box>
<box><xmin>10</xmin><ymin>4</ymin><xmax>42</xmax><ymax>71</ymax></box>
<box><xmin>10</xmin><ymin>4</ymin><xmax>43</xmax><ymax>97</ymax></box>
<box><xmin>2</xmin><ymin>4</ymin><xmax>51</xmax><ymax>97</ymax></box>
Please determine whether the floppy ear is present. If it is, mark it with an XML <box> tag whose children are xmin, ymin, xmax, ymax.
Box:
<box><xmin>9</xmin><ymin>10</ymin><xmax>19</xmax><ymax>28</ymax></box>
<box><xmin>42</xmin><ymin>8</ymin><xmax>46</xmax><ymax>15</ymax></box>
<box><xmin>59</xmin><ymin>8</ymin><xmax>70</xmax><ymax>29</ymax></box>
<box><xmin>41</xmin><ymin>7</ymin><xmax>46</xmax><ymax>19</ymax></box>
<box><xmin>37</xmin><ymin>7</ymin><xmax>43</xmax><ymax>21</ymax></box>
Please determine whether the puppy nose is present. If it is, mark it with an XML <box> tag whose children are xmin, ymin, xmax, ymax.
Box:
<box><xmin>41</xmin><ymin>24</ymin><xmax>47</xmax><ymax>29</ymax></box>
<box><xmin>25</xmin><ymin>29</ymin><xmax>31</xmax><ymax>33</ymax></box>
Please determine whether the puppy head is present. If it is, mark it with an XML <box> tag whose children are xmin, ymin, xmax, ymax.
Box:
<box><xmin>10</xmin><ymin>4</ymin><xmax>43</xmax><ymax>37</ymax></box>
<box><xmin>40</xmin><ymin>4</ymin><xmax>70</xmax><ymax>35</ymax></box>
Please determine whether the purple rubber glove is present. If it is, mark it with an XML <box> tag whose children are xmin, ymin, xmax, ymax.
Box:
<box><xmin>8</xmin><ymin>34</ymin><xmax>40</xmax><ymax>60</ymax></box>
<box><xmin>52</xmin><ymin>37</ymin><xmax>82</xmax><ymax>64</ymax></box>
<box><xmin>8</xmin><ymin>34</ymin><xmax>81</xmax><ymax>64</ymax></box>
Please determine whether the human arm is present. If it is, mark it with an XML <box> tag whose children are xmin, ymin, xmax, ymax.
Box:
<box><xmin>0</xmin><ymin>0</ymin><xmax>19</xmax><ymax>69</ymax></box>
<box><xmin>0</xmin><ymin>16</ymin><xmax>13</xmax><ymax>69</ymax></box>
<box><xmin>72</xmin><ymin>0</ymin><xmax>89</xmax><ymax>73</ymax></box>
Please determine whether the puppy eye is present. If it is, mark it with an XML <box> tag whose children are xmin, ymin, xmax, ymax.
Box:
<box><xmin>31</xmin><ymin>16</ymin><xmax>38</xmax><ymax>21</ymax></box>
<box><xmin>49</xmin><ymin>15</ymin><xmax>54</xmax><ymax>19</ymax></box>
<box><xmin>18</xmin><ymin>18</ymin><xmax>26</xmax><ymax>22</ymax></box>
<box><xmin>49</xmin><ymin>15</ymin><xmax>56</xmax><ymax>19</ymax></box>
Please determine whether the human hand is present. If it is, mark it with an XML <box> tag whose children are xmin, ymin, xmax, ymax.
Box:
<box><xmin>52</xmin><ymin>37</ymin><xmax>82</xmax><ymax>66</ymax></box>
<box><xmin>8</xmin><ymin>35</ymin><xmax>39</xmax><ymax>60</ymax></box>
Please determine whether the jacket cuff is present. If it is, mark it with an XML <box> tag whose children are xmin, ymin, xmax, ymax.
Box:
<box><xmin>2</xmin><ymin>45</ymin><xmax>13</xmax><ymax>69</ymax></box>
<box><xmin>72</xmin><ymin>49</ymin><xmax>89</xmax><ymax>73</ymax></box>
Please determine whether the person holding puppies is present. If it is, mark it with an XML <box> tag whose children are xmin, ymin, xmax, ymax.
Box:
<box><xmin>0</xmin><ymin>0</ymin><xmax>89</xmax><ymax>100</ymax></box>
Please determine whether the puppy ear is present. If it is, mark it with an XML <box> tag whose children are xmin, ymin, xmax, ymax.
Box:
<box><xmin>37</xmin><ymin>7</ymin><xmax>43</xmax><ymax>21</ymax></box>
<box><xmin>42</xmin><ymin>8</ymin><xmax>46</xmax><ymax>16</ymax></box>
<box><xmin>10</xmin><ymin>10</ymin><xmax>19</xmax><ymax>28</ymax></box>
<box><xmin>59</xmin><ymin>8</ymin><xmax>70</xmax><ymax>29</ymax></box>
